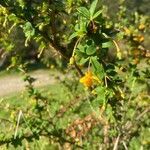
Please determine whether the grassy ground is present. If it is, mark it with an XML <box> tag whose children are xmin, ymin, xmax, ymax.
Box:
<box><xmin>0</xmin><ymin>82</ymin><xmax>74</xmax><ymax>113</ymax></box>
<box><xmin>0</xmin><ymin>65</ymin><xmax>91</xmax><ymax>149</ymax></box>
<box><xmin>0</xmin><ymin>81</ymin><xmax>83</xmax><ymax>149</ymax></box>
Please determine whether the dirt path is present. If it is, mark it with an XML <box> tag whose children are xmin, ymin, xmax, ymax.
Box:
<box><xmin>0</xmin><ymin>70</ymin><xmax>61</xmax><ymax>97</ymax></box>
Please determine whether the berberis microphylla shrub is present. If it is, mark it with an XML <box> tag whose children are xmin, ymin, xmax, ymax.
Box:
<box><xmin>0</xmin><ymin>0</ymin><xmax>149</xmax><ymax>149</ymax></box>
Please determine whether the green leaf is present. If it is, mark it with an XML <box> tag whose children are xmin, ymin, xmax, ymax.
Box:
<box><xmin>18</xmin><ymin>0</ymin><xmax>25</xmax><ymax>9</ymax></box>
<box><xmin>77</xmin><ymin>44</ymin><xmax>86</xmax><ymax>53</ymax></box>
<box><xmin>90</xmin><ymin>0</ymin><xmax>98</xmax><ymax>18</ymax></box>
<box><xmin>102</xmin><ymin>41</ymin><xmax>113</xmax><ymax>48</ymax></box>
<box><xmin>92</xmin><ymin>9</ymin><xmax>103</xmax><ymax>20</ymax></box>
<box><xmin>91</xmin><ymin>56</ymin><xmax>105</xmax><ymax>79</ymax></box>
<box><xmin>129</xmin><ymin>137</ymin><xmax>141</xmax><ymax>150</ymax></box>
<box><xmin>77</xmin><ymin>30</ymin><xmax>86</xmax><ymax>37</ymax></box>
<box><xmin>69</xmin><ymin>32</ymin><xmax>78</xmax><ymax>40</ymax></box>
<box><xmin>76</xmin><ymin>50</ymin><xmax>85</xmax><ymax>57</ymax></box>
<box><xmin>79</xmin><ymin>57</ymin><xmax>89</xmax><ymax>65</ymax></box>
<box><xmin>93</xmin><ymin>86</ymin><xmax>106</xmax><ymax>105</ymax></box>
<box><xmin>86</xmin><ymin>45</ymin><xmax>96</xmax><ymax>55</ymax></box>
<box><xmin>22</xmin><ymin>22</ymin><xmax>35</xmax><ymax>46</ymax></box>
<box><xmin>106</xmin><ymin>104</ymin><xmax>115</xmax><ymax>123</ymax></box>
<box><xmin>77</xmin><ymin>7</ymin><xmax>90</xmax><ymax>19</ymax></box>
<box><xmin>22</xmin><ymin>22</ymin><xmax>35</xmax><ymax>38</ymax></box>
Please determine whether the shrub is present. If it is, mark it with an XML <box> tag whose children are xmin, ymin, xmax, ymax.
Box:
<box><xmin>0</xmin><ymin>0</ymin><xmax>149</xmax><ymax>149</ymax></box>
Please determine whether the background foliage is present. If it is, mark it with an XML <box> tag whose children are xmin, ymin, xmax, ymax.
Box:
<box><xmin>0</xmin><ymin>0</ymin><xmax>149</xmax><ymax>149</ymax></box>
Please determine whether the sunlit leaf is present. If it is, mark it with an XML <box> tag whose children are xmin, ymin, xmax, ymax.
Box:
<box><xmin>90</xmin><ymin>0</ymin><xmax>98</xmax><ymax>18</ymax></box>
<box><xmin>86</xmin><ymin>45</ymin><xmax>96</xmax><ymax>55</ymax></box>
<box><xmin>91</xmin><ymin>56</ymin><xmax>105</xmax><ymax>79</ymax></box>
<box><xmin>92</xmin><ymin>9</ymin><xmax>103</xmax><ymax>20</ymax></box>
<box><xmin>77</xmin><ymin>7</ymin><xmax>90</xmax><ymax>19</ymax></box>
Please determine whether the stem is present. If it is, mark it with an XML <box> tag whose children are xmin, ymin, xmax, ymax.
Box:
<box><xmin>74</xmin><ymin>60</ymin><xmax>84</xmax><ymax>77</ymax></box>
<box><xmin>71</xmin><ymin>37</ymin><xmax>84</xmax><ymax>77</ymax></box>
<box><xmin>113</xmin><ymin>134</ymin><xmax>120</xmax><ymax>150</ymax></box>
<box><xmin>14</xmin><ymin>110</ymin><xmax>22</xmax><ymax>139</ymax></box>
<box><xmin>122</xmin><ymin>141</ymin><xmax>128</xmax><ymax>150</ymax></box>
<box><xmin>135</xmin><ymin>107</ymin><xmax>150</xmax><ymax>121</ymax></box>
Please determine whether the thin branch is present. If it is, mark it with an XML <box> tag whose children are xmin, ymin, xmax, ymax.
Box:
<box><xmin>14</xmin><ymin>110</ymin><xmax>22</xmax><ymax>139</ymax></box>
<box><xmin>136</xmin><ymin>107</ymin><xmax>150</xmax><ymax>121</ymax></box>
<box><xmin>113</xmin><ymin>134</ymin><xmax>120</xmax><ymax>150</ymax></box>
<box><xmin>73</xmin><ymin>60</ymin><xmax>84</xmax><ymax>77</ymax></box>
<box><xmin>122</xmin><ymin>141</ymin><xmax>128</xmax><ymax>150</ymax></box>
<box><xmin>71</xmin><ymin>37</ymin><xmax>84</xmax><ymax>77</ymax></box>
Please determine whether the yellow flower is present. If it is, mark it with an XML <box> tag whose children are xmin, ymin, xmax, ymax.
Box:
<box><xmin>80</xmin><ymin>71</ymin><xmax>101</xmax><ymax>88</ymax></box>
<box><xmin>124</xmin><ymin>27</ymin><xmax>131</xmax><ymax>36</ymax></box>
<box><xmin>80</xmin><ymin>71</ymin><xmax>93</xmax><ymax>88</ymax></box>
<box><xmin>139</xmin><ymin>24</ymin><xmax>145</xmax><ymax>30</ymax></box>
<box><xmin>139</xmin><ymin>35</ymin><xmax>144</xmax><ymax>42</ymax></box>
<box><xmin>133</xmin><ymin>35</ymin><xmax>144</xmax><ymax>42</ymax></box>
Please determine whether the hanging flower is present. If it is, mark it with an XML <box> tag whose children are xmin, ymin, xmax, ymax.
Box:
<box><xmin>80</xmin><ymin>71</ymin><xmax>93</xmax><ymax>88</ymax></box>
<box><xmin>80</xmin><ymin>71</ymin><xmax>101</xmax><ymax>88</ymax></box>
